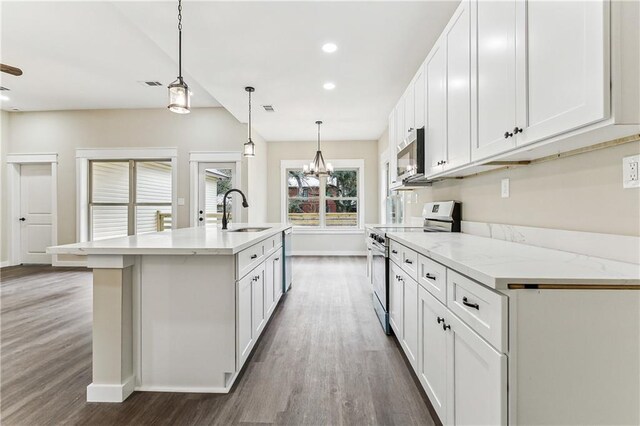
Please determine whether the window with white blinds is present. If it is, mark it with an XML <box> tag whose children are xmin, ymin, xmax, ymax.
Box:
<box><xmin>89</xmin><ymin>160</ymin><xmax>172</xmax><ymax>240</ymax></box>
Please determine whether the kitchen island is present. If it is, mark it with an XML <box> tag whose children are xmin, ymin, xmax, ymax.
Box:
<box><xmin>48</xmin><ymin>224</ymin><xmax>292</xmax><ymax>403</ymax></box>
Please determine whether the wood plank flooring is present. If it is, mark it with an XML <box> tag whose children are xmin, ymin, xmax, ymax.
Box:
<box><xmin>1</xmin><ymin>257</ymin><xmax>439</xmax><ymax>425</ymax></box>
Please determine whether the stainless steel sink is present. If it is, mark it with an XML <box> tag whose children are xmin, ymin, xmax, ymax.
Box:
<box><xmin>227</xmin><ymin>227</ymin><xmax>271</xmax><ymax>232</ymax></box>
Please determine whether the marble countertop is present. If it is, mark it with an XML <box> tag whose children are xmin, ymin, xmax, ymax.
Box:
<box><xmin>387</xmin><ymin>232</ymin><xmax>640</xmax><ymax>290</ymax></box>
<box><xmin>47</xmin><ymin>224</ymin><xmax>291</xmax><ymax>256</ymax></box>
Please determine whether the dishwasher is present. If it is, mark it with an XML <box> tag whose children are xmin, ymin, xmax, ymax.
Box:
<box><xmin>283</xmin><ymin>228</ymin><xmax>292</xmax><ymax>292</ymax></box>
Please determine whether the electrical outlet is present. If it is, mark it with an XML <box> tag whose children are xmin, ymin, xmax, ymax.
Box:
<box><xmin>501</xmin><ymin>178</ymin><xmax>510</xmax><ymax>198</ymax></box>
<box><xmin>623</xmin><ymin>155</ymin><xmax>640</xmax><ymax>189</ymax></box>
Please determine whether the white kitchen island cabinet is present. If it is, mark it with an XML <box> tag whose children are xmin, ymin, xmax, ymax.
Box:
<box><xmin>387</xmin><ymin>232</ymin><xmax>640</xmax><ymax>425</ymax></box>
<box><xmin>48</xmin><ymin>224</ymin><xmax>291</xmax><ymax>403</ymax></box>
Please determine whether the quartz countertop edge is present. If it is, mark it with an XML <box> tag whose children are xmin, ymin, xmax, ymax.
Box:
<box><xmin>47</xmin><ymin>224</ymin><xmax>292</xmax><ymax>256</ymax></box>
<box><xmin>386</xmin><ymin>232</ymin><xmax>640</xmax><ymax>290</ymax></box>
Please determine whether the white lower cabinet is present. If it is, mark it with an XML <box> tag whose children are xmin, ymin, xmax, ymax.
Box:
<box><xmin>392</xmin><ymin>240</ymin><xmax>507</xmax><ymax>426</ymax></box>
<box><xmin>237</xmin><ymin>272</ymin><xmax>254</xmax><ymax>367</ymax></box>
<box><xmin>449</xmin><ymin>312</ymin><xmax>507</xmax><ymax>426</ymax></box>
<box><xmin>251</xmin><ymin>264</ymin><xmax>266</xmax><ymax>337</ymax></box>
<box><xmin>389</xmin><ymin>262</ymin><xmax>404</xmax><ymax>340</ymax></box>
<box><xmin>402</xmin><ymin>273</ymin><xmax>419</xmax><ymax>371</ymax></box>
<box><xmin>418</xmin><ymin>287</ymin><xmax>450</xmax><ymax>423</ymax></box>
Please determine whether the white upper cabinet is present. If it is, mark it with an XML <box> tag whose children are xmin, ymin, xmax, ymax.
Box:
<box><xmin>425</xmin><ymin>43</ymin><xmax>448</xmax><ymax>176</ymax></box>
<box><xmin>471</xmin><ymin>0</ymin><xmax>521</xmax><ymax>161</ymax></box>
<box><xmin>520</xmin><ymin>0</ymin><xmax>609</xmax><ymax>145</ymax></box>
<box><xmin>396</xmin><ymin>96</ymin><xmax>406</xmax><ymax>148</ymax></box>
<box><xmin>389</xmin><ymin>109</ymin><xmax>398</xmax><ymax>185</ymax></box>
<box><xmin>404</xmin><ymin>85</ymin><xmax>415</xmax><ymax>135</ymax></box>
<box><xmin>445</xmin><ymin>0</ymin><xmax>471</xmax><ymax>170</ymax></box>
<box><xmin>414</xmin><ymin>67</ymin><xmax>426</xmax><ymax>130</ymax></box>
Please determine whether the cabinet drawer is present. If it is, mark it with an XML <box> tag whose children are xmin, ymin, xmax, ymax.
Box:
<box><xmin>447</xmin><ymin>270</ymin><xmax>507</xmax><ymax>352</ymax></box>
<box><xmin>389</xmin><ymin>240</ymin><xmax>403</xmax><ymax>265</ymax></box>
<box><xmin>237</xmin><ymin>242</ymin><xmax>265</xmax><ymax>279</ymax></box>
<box><xmin>264</xmin><ymin>233</ymin><xmax>282</xmax><ymax>255</ymax></box>
<box><xmin>400</xmin><ymin>246</ymin><xmax>418</xmax><ymax>281</ymax></box>
<box><xmin>418</xmin><ymin>255</ymin><xmax>447</xmax><ymax>304</ymax></box>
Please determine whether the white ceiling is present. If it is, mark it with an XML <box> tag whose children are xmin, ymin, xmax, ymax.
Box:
<box><xmin>1</xmin><ymin>1</ymin><xmax>459</xmax><ymax>142</ymax></box>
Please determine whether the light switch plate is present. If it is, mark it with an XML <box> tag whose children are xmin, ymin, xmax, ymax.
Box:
<box><xmin>501</xmin><ymin>178</ymin><xmax>510</xmax><ymax>198</ymax></box>
<box><xmin>178</xmin><ymin>197</ymin><xmax>185</xmax><ymax>206</ymax></box>
<box><xmin>623</xmin><ymin>155</ymin><xmax>640</xmax><ymax>189</ymax></box>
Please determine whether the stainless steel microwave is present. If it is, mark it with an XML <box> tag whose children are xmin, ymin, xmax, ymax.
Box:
<box><xmin>396</xmin><ymin>127</ymin><xmax>425</xmax><ymax>182</ymax></box>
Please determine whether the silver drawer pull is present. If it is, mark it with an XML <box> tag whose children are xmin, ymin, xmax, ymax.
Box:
<box><xmin>391</xmin><ymin>250</ymin><xmax>398</xmax><ymax>254</ymax></box>
<box><xmin>404</xmin><ymin>259</ymin><xmax>413</xmax><ymax>265</ymax></box>
<box><xmin>250</xmin><ymin>254</ymin><xmax>258</xmax><ymax>259</ymax></box>
<box><xmin>425</xmin><ymin>273</ymin><xmax>437</xmax><ymax>281</ymax></box>
<box><xmin>462</xmin><ymin>296</ymin><xmax>480</xmax><ymax>310</ymax></box>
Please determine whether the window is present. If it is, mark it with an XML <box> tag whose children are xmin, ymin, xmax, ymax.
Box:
<box><xmin>284</xmin><ymin>160</ymin><xmax>363</xmax><ymax>229</ymax></box>
<box><xmin>89</xmin><ymin>160</ymin><xmax>172</xmax><ymax>240</ymax></box>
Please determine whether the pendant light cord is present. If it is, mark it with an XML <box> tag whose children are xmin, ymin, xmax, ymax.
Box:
<box><xmin>248</xmin><ymin>90</ymin><xmax>252</xmax><ymax>141</ymax></box>
<box><xmin>177</xmin><ymin>0</ymin><xmax>183</xmax><ymax>78</ymax></box>
<box><xmin>317</xmin><ymin>122</ymin><xmax>321</xmax><ymax>151</ymax></box>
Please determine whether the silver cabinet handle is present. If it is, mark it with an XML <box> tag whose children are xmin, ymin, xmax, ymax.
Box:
<box><xmin>462</xmin><ymin>296</ymin><xmax>480</xmax><ymax>310</ymax></box>
<box><xmin>250</xmin><ymin>254</ymin><xmax>258</xmax><ymax>259</ymax></box>
<box><xmin>425</xmin><ymin>273</ymin><xmax>437</xmax><ymax>280</ymax></box>
<box><xmin>404</xmin><ymin>259</ymin><xmax>413</xmax><ymax>265</ymax></box>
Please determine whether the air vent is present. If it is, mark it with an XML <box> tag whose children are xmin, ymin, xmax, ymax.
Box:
<box><xmin>0</xmin><ymin>87</ymin><xmax>10</xmax><ymax>91</ymax></box>
<box><xmin>138</xmin><ymin>81</ymin><xmax>163</xmax><ymax>87</ymax></box>
<box><xmin>262</xmin><ymin>105</ymin><xmax>275</xmax><ymax>112</ymax></box>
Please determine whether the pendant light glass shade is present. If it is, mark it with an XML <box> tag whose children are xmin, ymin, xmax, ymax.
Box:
<box><xmin>304</xmin><ymin>121</ymin><xmax>332</xmax><ymax>177</ymax></box>
<box><xmin>244</xmin><ymin>86</ymin><xmax>256</xmax><ymax>157</ymax></box>
<box><xmin>168</xmin><ymin>0</ymin><xmax>190</xmax><ymax>114</ymax></box>
<box><xmin>168</xmin><ymin>77</ymin><xmax>190</xmax><ymax>114</ymax></box>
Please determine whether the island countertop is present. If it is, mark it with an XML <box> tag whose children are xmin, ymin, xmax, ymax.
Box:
<box><xmin>47</xmin><ymin>223</ymin><xmax>292</xmax><ymax>256</ymax></box>
<box><xmin>387</xmin><ymin>231</ymin><xmax>640</xmax><ymax>290</ymax></box>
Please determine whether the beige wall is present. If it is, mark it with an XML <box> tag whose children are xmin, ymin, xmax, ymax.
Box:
<box><xmin>402</xmin><ymin>140</ymin><xmax>640</xmax><ymax>236</ymax></box>
<box><xmin>1</xmin><ymin>108</ymin><xmax>267</xmax><ymax>263</ymax></box>
<box><xmin>267</xmin><ymin>139</ymin><xmax>379</xmax><ymax>254</ymax></box>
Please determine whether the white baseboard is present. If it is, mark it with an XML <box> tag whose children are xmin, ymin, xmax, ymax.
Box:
<box><xmin>291</xmin><ymin>251</ymin><xmax>366</xmax><ymax>256</ymax></box>
<box><xmin>87</xmin><ymin>376</ymin><xmax>135</xmax><ymax>402</ymax></box>
<box><xmin>135</xmin><ymin>383</ymin><xmax>234</xmax><ymax>394</ymax></box>
<box><xmin>0</xmin><ymin>261</ymin><xmax>14</xmax><ymax>268</ymax></box>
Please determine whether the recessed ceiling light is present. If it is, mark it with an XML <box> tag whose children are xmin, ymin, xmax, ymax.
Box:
<box><xmin>323</xmin><ymin>82</ymin><xmax>336</xmax><ymax>90</ymax></box>
<box><xmin>0</xmin><ymin>94</ymin><xmax>10</xmax><ymax>101</ymax></box>
<box><xmin>322</xmin><ymin>43</ymin><xmax>338</xmax><ymax>53</ymax></box>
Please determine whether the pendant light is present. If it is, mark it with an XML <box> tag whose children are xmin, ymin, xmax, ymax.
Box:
<box><xmin>303</xmin><ymin>121</ymin><xmax>333</xmax><ymax>177</ymax></box>
<box><xmin>244</xmin><ymin>86</ymin><xmax>256</xmax><ymax>157</ymax></box>
<box><xmin>168</xmin><ymin>0</ymin><xmax>190</xmax><ymax>114</ymax></box>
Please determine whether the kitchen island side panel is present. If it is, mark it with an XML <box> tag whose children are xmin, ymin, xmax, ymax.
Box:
<box><xmin>138</xmin><ymin>255</ymin><xmax>237</xmax><ymax>391</ymax></box>
<box><xmin>510</xmin><ymin>289</ymin><xmax>640</xmax><ymax>425</ymax></box>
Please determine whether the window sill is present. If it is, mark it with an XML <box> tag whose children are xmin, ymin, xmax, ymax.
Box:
<box><xmin>291</xmin><ymin>227</ymin><xmax>365</xmax><ymax>235</ymax></box>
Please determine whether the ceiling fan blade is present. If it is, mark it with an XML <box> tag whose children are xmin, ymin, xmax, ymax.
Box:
<box><xmin>0</xmin><ymin>64</ymin><xmax>23</xmax><ymax>76</ymax></box>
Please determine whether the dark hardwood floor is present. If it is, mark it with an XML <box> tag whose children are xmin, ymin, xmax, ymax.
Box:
<box><xmin>1</xmin><ymin>257</ymin><xmax>438</xmax><ymax>425</ymax></box>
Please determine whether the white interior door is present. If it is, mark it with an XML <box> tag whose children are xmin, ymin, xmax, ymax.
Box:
<box><xmin>20</xmin><ymin>164</ymin><xmax>53</xmax><ymax>264</ymax></box>
<box><xmin>197</xmin><ymin>162</ymin><xmax>238</xmax><ymax>226</ymax></box>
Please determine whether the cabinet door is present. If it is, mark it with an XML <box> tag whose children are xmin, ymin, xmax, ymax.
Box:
<box><xmin>449</xmin><ymin>312</ymin><xmax>507</xmax><ymax>426</ymax></box>
<box><xmin>273</xmin><ymin>252</ymin><xmax>283</xmax><ymax>302</ymax></box>
<box><xmin>425</xmin><ymin>42</ymin><xmax>447</xmax><ymax>176</ymax></box>
<box><xmin>251</xmin><ymin>265</ymin><xmax>266</xmax><ymax>337</ymax></box>
<box><xmin>445</xmin><ymin>0</ymin><xmax>471</xmax><ymax>170</ymax></box>
<box><xmin>418</xmin><ymin>287</ymin><xmax>450</xmax><ymax>424</ymax></box>
<box><xmin>404</xmin><ymin>85</ymin><xmax>415</xmax><ymax>135</ymax></box>
<box><xmin>396</xmin><ymin>97</ymin><xmax>406</xmax><ymax>149</ymax></box>
<box><xmin>471</xmin><ymin>0</ymin><xmax>519</xmax><ymax>161</ymax></box>
<box><xmin>265</xmin><ymin>253</ymin><xmax>275</xmax><ymax>316</ymax></box>
<box><xmin>414</xmin><ymin>67</ymin><xmax>425</xmax><ymax>129</ymax></box>
<box><xmin>389</xmin><ymin>109</ymin><xmax>399</xmax><ymax>185</ymax></box>
<box><xmin>389</xmin><ymin>263</ymin><xmax>404</xmax><ymax>340</ymax></box>
<box><xmin>520</xmin><ymin>0</ymin><xmax>609</xmax><ymax>145</ymax></box>
<box><xmin>237</xmin><ymin>273</ymin><xmax>254</xmax><ymax>367</ymax></box>
<box><xmin>402</xmin><ymin>275</ymin><xmax>419</xmax><ymax>371</ymax></box>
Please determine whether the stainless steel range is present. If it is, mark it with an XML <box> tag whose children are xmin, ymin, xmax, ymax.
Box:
<box><xmin>366</xmin><ymin>201</ymin><xmax>461</xmax><ymax>334</ymax></box>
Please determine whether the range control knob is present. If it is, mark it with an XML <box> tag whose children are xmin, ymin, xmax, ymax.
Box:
<box><xmin>377</xmin><ymin>236</ymin><xmax>385</xmax><ymax>244</ymax></box>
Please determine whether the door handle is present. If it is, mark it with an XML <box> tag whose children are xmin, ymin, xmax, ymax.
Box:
<box><xmin>462</xmin><ymin>296</ymin><xmax>480</xmax><ymax>310</ymax></box>
<box><xmin>404</xmin><ymin>259</ymin><xmax>413</xmax><ymax>265</ymax></box>
<box><xmin>199</xmin><ymin>217</ymin><xmax>204</xmax><ymax>222</ymax></box>
<box><xmin>19</xmin><ymin>217</ymin><xmax>26</xmax><ymax>222</ymax></box>
<box><xmin>425</xmin><ymin>273</ymin><xmax>437</xmax><ymax>281</ymax></box>
<box><xmin>250</xmin><ymin>254</ymin><xmax>258</xmax><ymax>259</ymax></box>
<box><xmin>437</xmin><ymin>317</ymin><xmax>445</xmax><ymax>324</ymax></box>
<box><xmin>391</xmin><ymin>250</ymin><xmax>398</xmax><ymax>254</ymax></box>
<box><xmin>504</xmin><ymin>130</ymin><xmax>513</xmax><ymax>139</ymax></box>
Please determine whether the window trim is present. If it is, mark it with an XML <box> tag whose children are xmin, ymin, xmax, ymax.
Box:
<box><xmin>280</xmin><ymin>159</ymin><xmax>365</xmax><ymax>233</ymax></box>
<box><xmin>76</xmin><ymin>148</ymin><xmax>178</xmax><ymax>243</ymax></box>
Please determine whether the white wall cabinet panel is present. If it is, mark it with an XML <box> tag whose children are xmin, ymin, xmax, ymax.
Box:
<box><xmin>520</xmin><ymin>0</ymin><xmax>609</xmax><ymax>146</ymax></box>
<box><xmin>445</xmin><ymin>1</ymin><xmax>471</xmax><ymax>170</ymax></box>
<box><xmin>404</xmin><ymin>86</ymin><xmax>415</xmax><ymax>135</ymax></box>
<box><xmin>251</xmin><ymin>264</ymin><xmax>266</xmax><ymax>337</ymax></box>
<box><xmin>389</xmin><ymin>262</ymin><xmax>404</xmax><ymax>340</ymax></box>
<box><xmin>425</xmin><ymin>43</ymin><xmax>447</xmax><ymax>176</ymax></box>
<box><xmin>265</xmin><ymin>253</ymin><xmax>275</xmax><ymax>316</ymax></box>
<box><xmin>449</xmin><ymin>312</ymin><xmax>507</xmax><ymax>426</ymax></box>
<box><xmin>389</xmin><ymin>110</ymin><xmax>398</xmax><ymax>185</ymax></box>
<box><xmin>471</xmin><ymin>0</ymin><xmax>519</xmax><ymax>161</ymax></box>
<box><xmin>396</xmin><ymin>98</ymin><xmax>406</xmax><ymax>149</ymax></box>
<box><xmin>414</xmin><ymin>68</ymin><xmax>426</xmax><ymax>130</ymax></box>
<box><xmin>418</xmin><ymin>287</ymin><xmax>450</xmax><ymax>424</ymax></box>
<box><xmin>402</xmin><ymin>273</ymin><xmax>419</xmax><ymax>371</ymax></box>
